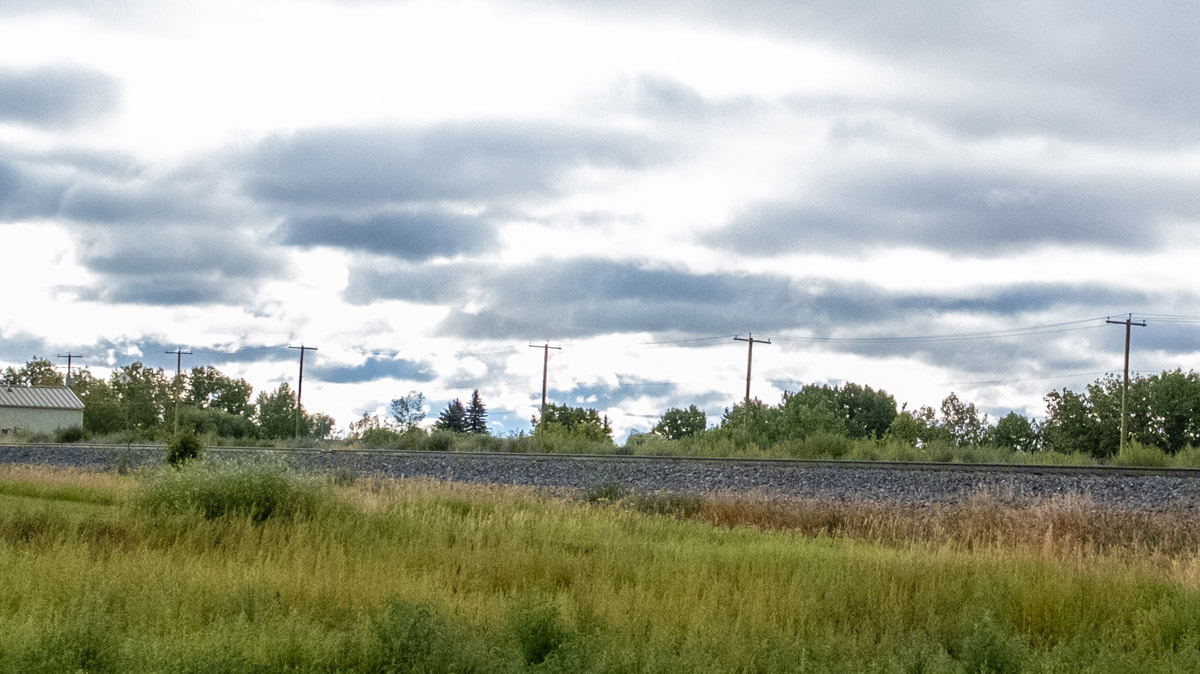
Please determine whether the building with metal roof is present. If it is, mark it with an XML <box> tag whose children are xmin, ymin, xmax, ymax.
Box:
<box><xmin>0</xmin><ymin>386</ymin><xmax>85</xmax><ymax>436</ymax></box>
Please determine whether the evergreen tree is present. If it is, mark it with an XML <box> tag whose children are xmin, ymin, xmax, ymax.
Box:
<box><xmin>466</xmin><ymin>389</ymin><xmax>488</xmax><ymax>435</ymax></box>
<box><xmin>435</xmin><ymin>399</ymin><xmax>467</xmax><ymax>433</ymax></box>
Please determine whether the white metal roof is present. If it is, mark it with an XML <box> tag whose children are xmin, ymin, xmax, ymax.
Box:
<box><xmin>0</xmin><ymin>386</ymin><xmax>85</xmax><ymax>410</ymax></box>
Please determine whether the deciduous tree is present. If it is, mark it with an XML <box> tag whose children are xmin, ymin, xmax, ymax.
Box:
<box><xmin>2</xmin><ymin>358</ymin><xmax>64</xmax><ymax>387</ymax></box>
<box><xmin>390</xmin><ymin>391</ymin><xmax>426</xmax><ymax>431</ymax></box>
<box><xmin>653</xmin><ymin>405</ymin><xmax>706</xmax><ymax>440</ymax></box>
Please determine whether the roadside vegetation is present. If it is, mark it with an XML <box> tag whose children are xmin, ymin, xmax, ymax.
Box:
<box><xmin>8</xmin><ymin>357</ymin><xmax>1200</xmax><ymax>469</ymax></box>
<box><xmin>1</xmin><ymin>460</ymin><xmax>1200</xmax><ymax>672</ymax></box>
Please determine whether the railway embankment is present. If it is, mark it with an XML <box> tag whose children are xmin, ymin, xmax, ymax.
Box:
<box><xmin>4</xmin><ymin>442</ymin><xmax>1200</xmax><ymax>512</ymax></box>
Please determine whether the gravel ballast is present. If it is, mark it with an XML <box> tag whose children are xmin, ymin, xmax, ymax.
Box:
<box><xmin>4</xmin><ymin>443</ymin><xmax>1200</xmax><ymax>513</ymax></box>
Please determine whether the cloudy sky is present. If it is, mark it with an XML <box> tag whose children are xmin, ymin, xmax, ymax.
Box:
<box><xmin>3</xmin><ymin>0</ymin><xmax>1199</xmax><ymax>438</ymax></box>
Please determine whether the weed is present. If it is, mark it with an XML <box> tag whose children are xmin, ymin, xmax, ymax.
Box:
<box><xmin>1171</xmin><ymin>446</ymin><xmax>1200</xmax><ymax>468</ymax></box>
<box><xmin>166</xmin><ymin>433</ymin><xmax>203</xmax><ymax>466</ymax></box>
<box><xmin>137</xmin><ymin>458</ymin><xmax>330</xmax><ymax>522</ymax></box>
<box><xmin>1116</xmin><ymin>439</ymin><xmax>1170</xmax><ymax>467</ymax></box>
<box><xmin>54</xmin><ymin>426</ymin><xmax>86</xmax><ymax>443</ymax></box>
<box><xmin>424</xmin><ymin>430</ymin><xmax>456</xmax><ymax>452</ymax></box>
<box><xmin>15</xmin><ymin>599</ymin><xmax>120</xmax><ymax>674</ymax></box>
<box><xmin>628</xmin><ymin>491</ymin><xmax>705</xmax><ymax>518</ymax></box>
<box><xmin>955</xmin><ymin>614</ymin><xmax>1026</xmax><ymax>674</ymax></box>
<box><xmin>585</xmin><ymin>481</ymin><xmax>625</xmax><ymax>503</ymax></box>
<box><xmin>370</xmin><ymin>599</ymin><xmax>456</xmax><ymax>673</ymax></box>
<box><xmin>509</xmin><ymin>597</ymin><xmax>571</xmax><ymax>665</ymax></box>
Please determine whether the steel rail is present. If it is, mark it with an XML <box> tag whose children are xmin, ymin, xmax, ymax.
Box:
<box><xmin>4</xmin><ymin>442</ymin><xmax>1200</xmax><ymax>479</ymax></box>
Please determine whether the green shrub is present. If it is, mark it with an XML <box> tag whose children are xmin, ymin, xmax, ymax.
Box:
<box><xmin>509</xmin><ymin>598</ymin><xmax>571</xmax><ymax>665</ymax></box>
<box><xmin>370</xmin><ymin>600</ymin><xmax>456</xmax><ymax>673</ymax></box>
<box><xmin>954</xmin><ymin>615</ymin><xmax>1026</xmax><ymax>674</ymax></box>
<box><xmin>166</xmin><ymin>433</ymin><xmax>203</xmax><ymax>466</ymax></box>
<box><xmin>1172</xmin><ymin>446</ymin><xmax>1200</xmax><ymax>469</ymax></box>
<box><xmin>1115</xmin><ymin>440</ymin><xmax>1170</xmax><ymax>468</ymax></box>
<box><xmin>16</xmin><ymin>599</ymin><xmax>119</xmax><ymax>674</ymax></box>
<box><xmin>424</xmin><ymin>430</ymin><xmax>457</xmax><ymax>452</ymax></box>
<box><xmin>807</xmin><ymin>431</ymin><xmax>852</xmax><ymax>459</ymax></box>
<box><xmin>138</xmin><ymin>458</ymin><xmax>330</xmax><ymax>522</ymax></box>
<box><xmin>629</xmin><ymin>492</ymin><xmax>705</xmax><ymax>519</ymax></box>
<box><xmin>360</xmin><ymin>427</ymin><xmax>401</xmax><ymax>449</ymax></box>
<box><xmin>585</xmin><ymin>481</ymin><xmax>625</xmax><ymax>503</ymax></box>
<box><xmin>54</xmin><ymin>426</ymin><xmax>86</xmax><ymax>443</ymax></box>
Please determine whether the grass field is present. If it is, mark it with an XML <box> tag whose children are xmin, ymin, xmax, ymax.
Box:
<box><xmin>1</xmin><ymin>460</ymin><xmax>1199</xmax><ymax>672</ymax></box>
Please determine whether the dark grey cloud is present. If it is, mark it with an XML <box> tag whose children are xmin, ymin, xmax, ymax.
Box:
<box><xmin>409</xmin><ymin>258</ymin><xmax>1150</xmax><ymax>341</ymax></box>
<box><xmin>710</xmin><ymin>167</ymin><xmax>1198</xmax><ymax>256</ymax></box>
<box><xmin>309</xmin><ymin>356</ymin><xmax>434</xmax><ymax>384</ymax></box>
<box><xmin>281</xmin><ymin>210</ymin><xmax>497</xmax><ymax>261</ymax></box>
<box><xmin>0</xmin><ymin>144</ymin><xmax>237</xmax><ymax>228</ymax></box>
<box><xmin>0</xmin><ymin>156</ymin><xmax>66</xmax><ymax>220</ymax></box>
<box><xmin>343</xmin><ymin>255</ymin><xmax>1200</xmax><ymax>384</ymax></box>
<box><xmin>0</xmin><ymin>67</ymin><xmax>119</xmax><ymax>129</ymax></box>
<box><xmin>240</xmin><ymin>122</ymin><xmax>668</xmax><ymax>211</ymax></box>
<box><xmin>57</xmin><ymin>180</ymin><xmax>221</xmax><ymax>226</ymax></box>
<box><xmin>74</xmin><ymin>227</ymin><xmax>284</xmax><ymax>305</ymax></box>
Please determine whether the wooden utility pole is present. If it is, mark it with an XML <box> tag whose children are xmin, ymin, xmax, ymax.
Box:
<box><xmin>289</xmin><ymin>344</ymin><xmax>318</xmax><ymax>439</ymax></box>
<box><xmin>529</xmin><ymin>342</ymin><xmax>561</xmax><ymax>418</ymax></box>
<box><xmin>165</xmin><ymin>348</ymin><xmax>192</xmax><ymax>435</ymax></box>
<box><xmin>1106</xmin><ymin>315</ymin><xmax>1146</xmax><ymax>453</ymax></box>
<box><xmin>56</xmin><ymin>353</ymin><xmax>82</xmax><ymax>386</ymax></box>
<box><xmin>733</xmin><ymin>334</ymin><xmax>771</xmax><ymax>407</ymax></box>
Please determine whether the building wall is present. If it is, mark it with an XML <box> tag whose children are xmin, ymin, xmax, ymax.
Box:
<box><xmin>0</xmin><ymin>407</ymin><xmax>84</xmax><ymax>435</ymax></box>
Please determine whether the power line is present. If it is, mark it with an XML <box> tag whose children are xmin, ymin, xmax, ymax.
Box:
<box><xmin>939</xmin><ymin>370</ymin><xmax>1119</xmax><ymax>386</ymax></box>
<box><xmin>643</xmin><ymin>335</ymin><xmax>735</xmax><ymax>346</ymax></box>
<box><xmin>763</xmin><ymin>317</ymin><xmax>1109</xmax><ymax>345</ymax></box>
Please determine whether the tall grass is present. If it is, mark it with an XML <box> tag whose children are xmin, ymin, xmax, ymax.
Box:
<box><xmin>137</xmin><ymin>457</ymin><xmax>335</xmax><ymax>522</ymax></box>
<box><xmin>2</xmin><ymin>465</ymin><xmax>1200</xmax><ymax>671</ymax></box>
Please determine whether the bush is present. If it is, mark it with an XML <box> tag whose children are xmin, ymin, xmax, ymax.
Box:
<box><xmin>1115</xmin><ymin>440</ymin><xmax>1170</xmax><ymax>468</ymax></box>
<box><xmin>954</xmin><ymin>614</ymin><xmax>1026</xmax><ymax>674</ymax></box>
<box><xmin>509</xmin><ymin>598</ymin><xmax>571</xmax><ymax>665</ymax></box>
<box><xmin>585</xmin><ymin>481</ymin><xmax>625</xmax><ymax>503</ymax></box>
<box><xmin>425</xmin><ymin>430</ymin><xmax>457</xmax><ymax>452</ymax></box>
<box><xmin>166</xmin><ymin>433</ymin><xmax>203</xmax><ymax>466</ymax></box>
<box><xmin>1172</xmin><ymin>446</ymin><xmax>1200</xmax><ymax>469</ymax></box>
<box><xmin>360</xmin><ymin>427</ymin><xmax>402</xmax><ymax>449</ymax></box>
<box><xmin>138</xmin><ymin>458</ymin><xmax>330</xmax><ymax>522</ymax></box>
<box><xmin>54</xmin><ymin>426</ymin><xmax>85</xmax><ymax>443</ymax></box>
<box><xmin>370</xmin><ymin>600</ymin><xmax>456</xmax><ymax>673</ymax></box>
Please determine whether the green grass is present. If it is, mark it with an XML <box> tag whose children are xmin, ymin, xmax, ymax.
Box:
<box><xmin>2</xmin><ymin>463</ymin><xmax>1200</xmax><ymax>671</ymax></box>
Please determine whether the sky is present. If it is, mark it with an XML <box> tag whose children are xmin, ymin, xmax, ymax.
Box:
<box><xmin>2</xmin><ymin>0</ymin><xmax>1200</xmax><ymax>439</ymax></box>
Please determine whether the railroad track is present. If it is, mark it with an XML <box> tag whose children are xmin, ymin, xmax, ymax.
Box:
<box><xmin>6</xmin><ymin>442</ymin><xmax>1200</xmax><ymax>510</ymax></box>
<box><xmin>5</xmin><ymin>442</ymin><xmax>1200</xmax><ymax>479</ymax></box>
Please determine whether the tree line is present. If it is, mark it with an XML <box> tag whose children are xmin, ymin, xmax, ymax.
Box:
<box><xmin>8</xmin><ymin>355</ymin><xmax>1200</xmax><ymax>459</ymax></box>
<box><xmin>2</xmin><ymin>359</ymin><xmax>333</xmax><ymax>441</ymax></box>
<box><xmin>645</xmin><ymin>370</ymin><xmax>1200</xmax><ymax>459</ymax></box>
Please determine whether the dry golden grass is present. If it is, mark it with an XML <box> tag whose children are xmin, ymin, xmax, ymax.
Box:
<box><xmin>625</xmin><ymin>488</ymin><xmax>1200</xmax><ymax>571</ymax></box>
<box><xmin>0</xmin><ymin>463</ymin><xmax>130</xmax><ymax>491</ymax></box>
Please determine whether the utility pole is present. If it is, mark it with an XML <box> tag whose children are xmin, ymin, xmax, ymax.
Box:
<box><xmin>289</xmin><ymin>344</ymin><xmax>318</xmax><ymax>440</ymax></box>
<box><xmin>56</xmin><ymin>353</ymin><xmax>82</xmax><ymax>386</ymax></box>
<box><xmin>529</xmin><ymin>342</ymin><xmax>561</xmax><ymax>419</ymax></box>
<box><xmin>733</xmin><ymin>334</ymin><xmax>771</xmax><ymax>407</ymax></box>
<box><xmin>1106</xmin><ymin>315</ymin><xmax>1146</xmax><ymax>453</ymax></box>
<box><xmin>165</xmin><ymin>348</ymin><xmax>192</xmax><ymax>435</ymax></box>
